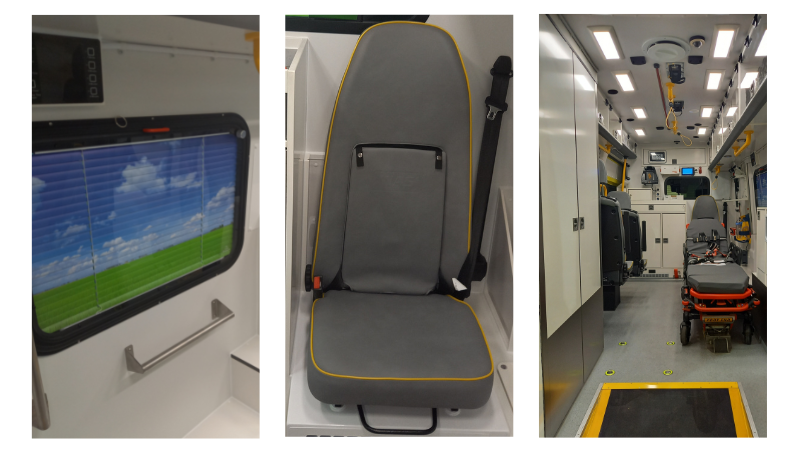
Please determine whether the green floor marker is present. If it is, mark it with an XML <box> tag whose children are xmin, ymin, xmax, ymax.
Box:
<box><xmin>663</xmin><ymin>370</ymin><xmax>673</xmax><ymax>376</ymax></box>
<box><xmin>605</xmin><ymin>370</ymin><xmax>615</xmax><ymax>376</ymax></box>
<box><xmin>667</xmin><ymin>341</ymin><xmax>675</xmax><ymax>345</ymax></box>
<box><xmin>619</xmin><ymin>342</ymin><xmax>627</xmax><ymax>346</ymax></box>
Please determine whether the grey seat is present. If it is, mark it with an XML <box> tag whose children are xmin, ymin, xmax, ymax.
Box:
<box><xmin>609</xmin><ymin>191</ymin><xmax>643</xmax><ymax>273</ymax></box>
<box><xmin>307</xmin><ymin>22</ymin><xmax>493</xmax><ymax>409</ymax></box>
<box><xmin>685</xmin><ymin>195</ymin><xmax>749</xmax><ymax>294</ymax></box>
<box><xmin>600</xmin><ymin>196</ymin><xmax>626</xmax><ymax>284</ymax></box>
<box><xmin>308</xmin><ymin>291</ymin><xmax>493</xmax><ymax>408</ymax></box>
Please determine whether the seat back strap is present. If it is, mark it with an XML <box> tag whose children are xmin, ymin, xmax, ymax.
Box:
<box><xmin>451</xmin><ymin>56</ymin><xmax>512</xmax><ymax>300</ymax></box>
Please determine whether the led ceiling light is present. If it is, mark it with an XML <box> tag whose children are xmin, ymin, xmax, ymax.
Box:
<box><xmin>633</xmin><ymin>108</ymin><xmax>647</xmax><ymax>119</ymax></box>
<box><xmin>714</xmin><ymin>29</ymin><xmax>735</xmax><ymax>58</ymax></box>
<box><xmin>755</xmin><ymin>29</ymin><xmax>767</xmax><ymax>56</ymax></box>
<box><xmin>701</xmin><ymin>107</ymin><xmax>713</xmax><ymax>118</ymax></box>
<box><xmin>727</xmin><ymin>107</ymin><xmax>738</xmax><ymax>117</ymax></box>
<box><xmin>615</xmin><ymin>73</ymin><xmax>635</xmax><ymax>91</ymax></box>
<box><xmin>593</xmin><ymin>31</ymin><xmax>620</xmax><ymax>59</ymax></box>
<box><xmin>706</xmin><ymin>72</ymin><xmax>722</xmax><ymax>89</ymax></box>
<box><xmin>740</xmin><ymin>72</ymin><xmax>758</xmax><ymax>88</ymax></box>
<box><xmin>635</xmin><ymin>129</ymin><xmax>645</xmax><ymax>136</ymax></box>
<box><xmin>698</xmin><ymin>127</ymin><xmax>707</xmax><ymax>135</ymax></box>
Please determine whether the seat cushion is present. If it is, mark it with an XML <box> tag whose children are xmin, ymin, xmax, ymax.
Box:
<box><xmin>687</xmin><ymin>264</ymin><xmax>749</xmax><ymax>294</ymax></box>
<box><xmin>307</xmin><ymin>290</ymin><xmax>494</xmax><ymax>409</ymax></box>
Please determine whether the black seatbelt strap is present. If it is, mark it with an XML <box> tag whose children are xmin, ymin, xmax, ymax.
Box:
<box><xmin>452</xmin><ymin>56</ymin><xmax>512</xmax><ymax>300</ymax></box>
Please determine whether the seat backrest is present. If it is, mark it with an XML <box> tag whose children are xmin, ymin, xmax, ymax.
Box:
<box><xmin>600</xmin><ymin>196</ymin><xmax>626</xmax><ymax>283</ymax></box>
<box><xmin>598</xmin><ymin>159</ymin><xmax>607</xmax><ymax>185</ymax></box>
<box><xmin>311</xmin><ymin>23</ymin><xmax>471</xmax><ymax>295</ymax></box>
<box><xmin>687</xmin><ymin>195</ymin><xmax>728</xmax><ymax>254</ymax></box>
<box><xmin>608</xmin><ymin>191</ymin><xmax>631</xmax><ymax>210</ymax></box>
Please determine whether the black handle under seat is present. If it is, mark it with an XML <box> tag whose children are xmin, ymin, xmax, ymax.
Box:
<box><xmin>357</xmin><ymin>405</ymin><xmax>437</xmax><ymax>435</ymax></box>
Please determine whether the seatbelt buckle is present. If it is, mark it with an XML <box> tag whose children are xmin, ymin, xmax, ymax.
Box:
<box><xmin>485</xmin><ymin>96</ymin><xmax>508</xmax><ymax>121</ymax></box>
<box><xmin>313</xmin><ymin>276</ymin><xmax>324</xmax><ymax>300</ymax></box>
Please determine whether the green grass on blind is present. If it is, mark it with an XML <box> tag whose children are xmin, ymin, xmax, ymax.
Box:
<box><xmin>34</xmin><ymin>224</ymin><xmax>233</xmax><ymax>333</ymax></box>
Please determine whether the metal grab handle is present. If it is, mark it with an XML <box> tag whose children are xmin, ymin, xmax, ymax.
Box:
<box><xmin>125</xmin><ymin>299</ymin><xmax>234</xmax><ymax>374</ymax></box>
<box><xmin>33</xmin><ymin>335</ymin><xmax>51</xmax><ymax>430</ymax></box>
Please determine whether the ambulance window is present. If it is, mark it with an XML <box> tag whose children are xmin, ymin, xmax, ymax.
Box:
<box><xmin>664</xmin><ymin>176</ymin><xmax>710</xmax><ymax>200</ymax></box>
<box><xmin>33</xmin><ymin>115</ymin><xmax>249</xmax><ymax>354</ymax></box>
<box><xmin>285</xmin><ymin>15</ymin><xmax>429</xmax><ymax>35</ymax></box>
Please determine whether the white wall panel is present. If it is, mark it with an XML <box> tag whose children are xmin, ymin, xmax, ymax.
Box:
<box><xmin>32</xmin><ymin>16</ymin><xmax>259</xmax><ymax>438</ymax></box>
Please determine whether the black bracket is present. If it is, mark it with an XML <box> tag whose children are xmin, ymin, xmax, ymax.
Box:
<box><xmin>357</xmin><ymin>405</ymin><xmax>437</xmax><ymax>435</ymax></box>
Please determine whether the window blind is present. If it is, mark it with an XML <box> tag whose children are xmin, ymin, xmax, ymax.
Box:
<box><xmin>32</xmin><ymin>134</ymin><xmax>238</xmax><ymax>333</ymax></box>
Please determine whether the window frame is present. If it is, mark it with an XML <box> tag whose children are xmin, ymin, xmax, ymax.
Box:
<box><xmin>285</xmin><ymin>15</ymin><xmax>429</xmax><ymax>35</ymax></box>
<box><xmin>663</xmin><ymin>175</ymin><xmax>710</xmax><ymax>200</ymax></box>
<box><xmin>32</xmin><ymin>113</ymin><xmax>250</xmax><ymax>355</ymax></box>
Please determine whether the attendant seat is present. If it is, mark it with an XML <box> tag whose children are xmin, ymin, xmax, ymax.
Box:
<box><xmin>306</xmin><ymin>22</ymin><xmax>494</xmax><ymax>410</ymax></box>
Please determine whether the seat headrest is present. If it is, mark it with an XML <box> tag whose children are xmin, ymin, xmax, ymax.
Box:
<box><xmin>598</xmin><ymin>159</ymin><xmax>607</xmax><ymax>185</ymax></box>
<box><xmin>692</xmin><ymin>195</ymin><xmax>720</xmax><ymax>220</ymax></box>
<box><xmin>608</xmin><ymin>191</ymin><xmax>631</xmax><ymax>210</ymax></box>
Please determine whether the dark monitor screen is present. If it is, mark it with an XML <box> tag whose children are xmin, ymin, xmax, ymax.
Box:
<box><xmin>33</xmin><ymin>33</ymin><xmax>103</xmax><ymax>104</ymax></box>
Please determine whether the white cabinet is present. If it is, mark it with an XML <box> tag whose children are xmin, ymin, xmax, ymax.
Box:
<box><xmin>634</xmin><ymin>203</ymin><xmax>686</xmax><ymax>269</ymax></box>
<box><xmin>639</xmin><ymin>213</ymin><xmax>661</xmax><ymax>267</ymax></box>
<box><xmin>573</xmin><ymin>53</ymin><xmax>601</xmax><ymax>305</ymax></box>
<box><xmin>540</xmin><ymin>15</ymin><xmax>600</xmax><ymax>337</ymax></box>
<box><xmin>662</xmin><ymin>213</ymin><xmax>687</xmax><ymax>268</ymax></box>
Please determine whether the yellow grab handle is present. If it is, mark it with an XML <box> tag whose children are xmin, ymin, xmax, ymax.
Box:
<box><xmin>245</xmin><ymin>31</ymin><xmax>259</xmax><ymax>72</ymax></box>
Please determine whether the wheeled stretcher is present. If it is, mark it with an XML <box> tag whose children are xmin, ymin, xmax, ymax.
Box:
<box><xmin>679</xmin><ymin>196</ymin><xmax>759</xmax><ymax>352</ymax></box>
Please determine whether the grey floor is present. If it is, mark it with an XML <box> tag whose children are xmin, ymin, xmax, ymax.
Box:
<box><xmin>556</xmin><ymin>280</ymin><xmax>767</xmax><ymax>437</ymax></box>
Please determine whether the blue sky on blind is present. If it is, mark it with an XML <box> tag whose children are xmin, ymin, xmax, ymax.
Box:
<box><xmin>32</xmin><ymin>134</ymin><xmax>237</xmax><ymax>295</ymax></box>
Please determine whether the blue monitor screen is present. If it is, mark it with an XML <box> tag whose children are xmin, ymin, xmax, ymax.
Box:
<box><xmin>681</xmin><ymin>167</ymin><xmax>694</xmax><ymax>175</ymax></box>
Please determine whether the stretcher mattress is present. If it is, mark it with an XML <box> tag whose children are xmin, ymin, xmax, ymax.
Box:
<box><xmin>686</xmin><ymin>264</ymin><xmax>749</xmax><ymax>294</ymax></box>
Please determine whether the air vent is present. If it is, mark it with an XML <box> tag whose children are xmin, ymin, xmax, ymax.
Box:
<box><xmin>688</xmin><ymin>55</ymin><xmax>703</xmax><ymax>65</ymax></box>
<box><xmin>643</xmin><ymin>37</ymin><xmax>690</xmax><ymax>62</ymax></box>
<box><xmin>608</xmin><ymin>89</ymin><xmax>619</xmax><ymax>95</ymax></box>
<box><xmin>630</xmin><ymin>56</ymin><xmax>647</xmax><ymax>65</ymax></box>
<box><xmin>641</xmin><ymin>273</ymin><xmax>671</xmax><ymax>278</ymax></box>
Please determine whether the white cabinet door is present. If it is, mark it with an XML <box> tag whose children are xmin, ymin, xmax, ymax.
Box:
<box><xmin>662</xmin><ymin>213</ymin><xmax>686</xmax><ymax>269</ymax></box>
<box><xmin>639</xmin><ymin>213</ymin><xmax>661</xmax><ymax>268</ymax></box>
<box><xmin>540</xmin><ymin>15</ymin><xmax>580</xmax><ymax>337</ymax></box>
<box><xmin>573</xmin><ymin>53</ymin><xmax>601</xmax><ymax>304</ymax></box>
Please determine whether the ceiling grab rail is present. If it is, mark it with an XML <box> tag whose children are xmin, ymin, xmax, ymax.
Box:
<box><xmin>32</xmin><ymin>334</ymin><xmax>51</xmax><ymax>430</ymax></box>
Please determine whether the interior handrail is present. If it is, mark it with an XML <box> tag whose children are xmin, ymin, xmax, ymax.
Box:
<box><xmin>125</xmin><ymin>299</ymin><xmax>234</xmax><ymax>374</ymax></box>
<box><xmin>32</xmin><ymin>334</ymin><xmax>51</xmax><ymax>430</ymax></box>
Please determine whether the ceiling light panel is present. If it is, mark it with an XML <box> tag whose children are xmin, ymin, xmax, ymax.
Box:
<box><xmin>714</xmin><ymin>29</ymin><xmax>735</xmax><ymax>58</ymax></box>
<box><xmin>699</xmin><ymin>127</ymin><xmax>707</xmax><ymax>135</ymax></box>
<box><xmin>589</xmin><ymin>26</ymin><xmax>623</xmax><ymax>60</ymax></box>
<box><xmin>633</xmin><ymin>108</ymin><xmax>647</xmax><ymax>119</ymax></box>
<box><xmin>755</xmin><ymin>29</ymin><xmax>767</xmax><ymax>56</ymax></box>
<box><xmin>706</xmin><ymin>71</ymin><xmax>723</xmax><ymax>90</ymax></box>
<box><xmin>701</xmin><ymin>107</ymin><xmax>713</xmax><ymax>118</ymax></box>
<box><xmin>727</xmin><ymin>107</ymin><xmax>737</xmax><ymax>117</ymax></box>
<box><xmin>615</xmin><ymin>72</ymin><xmax>635</xmax><ymax>91</ymax></box>
<box><xmin>635</xmin><ymin>129</ymin><xmax>645</xmax><ymax>136</ymax></box>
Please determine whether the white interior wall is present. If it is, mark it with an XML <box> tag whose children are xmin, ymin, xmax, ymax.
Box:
<box><xmin>32</xmin><ymin>16</ymin><xmax>259</xmax><ymax>438</ymax></box>
<box><xmin>286</xmin><ymin>16</ymin><xmax>513</xmax><ymax>292</ymax></box>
